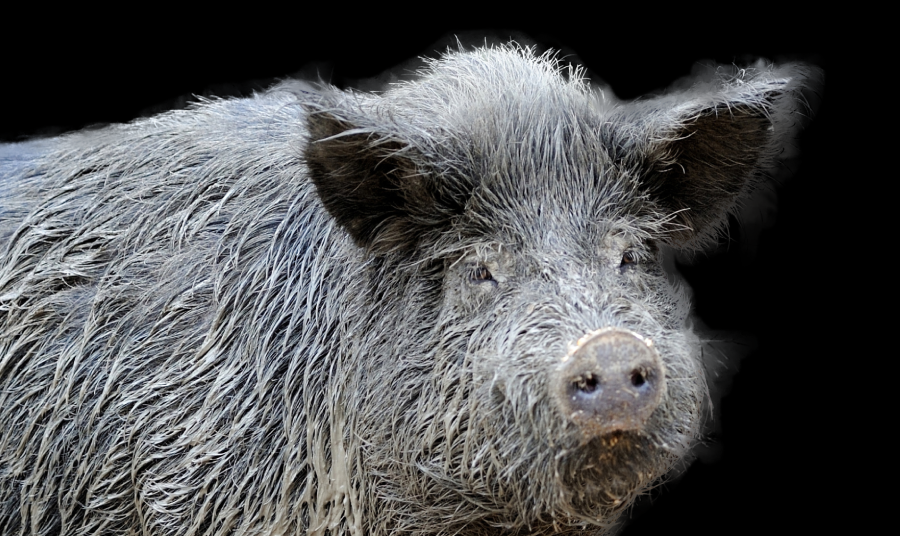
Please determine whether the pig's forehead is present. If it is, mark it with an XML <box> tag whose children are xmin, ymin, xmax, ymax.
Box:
<box><xmin>454</xmin><ymin>161</ymin><xmax>648</xmax><ymax>253</ymax></box>
<box><xmin>386</xmin><ymin>48</ymin><xmax>654</xmax><ymax>245</ymax></box>
<box><xmin>433</xmin><ymin>109</ymin><xmax>648</xmax><ymax>249</ymax></box>
<box><xmin>455</xmin><ymin>110</ymin><xmax>643</xmax><ymax>224</ymax></box>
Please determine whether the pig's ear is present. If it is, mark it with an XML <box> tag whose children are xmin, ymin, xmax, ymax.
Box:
<box><xmin>607</xmin><ymin>62</ymin><xmax>820</xmax><ymax>250</ymax></box>
<box><xmin>304</xmin><ymin>108</ymin><xmax>467</xmax><ymax>254</ymax></box>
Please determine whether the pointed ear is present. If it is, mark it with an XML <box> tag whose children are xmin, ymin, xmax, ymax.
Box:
<box><xmin>304</xmin><ymin>106</ymin><xmax>467</xmax><ymax>254</ymax></box>
<box><xmin>606</xmin><ymin>62</ymin><xmax>821</xmax><ymax>250</ymax></box>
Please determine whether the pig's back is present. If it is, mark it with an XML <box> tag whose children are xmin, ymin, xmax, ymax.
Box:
<box><xmin>0</xmin><ymin>139</ymin><xmax>60</xmax><ymax>246</ymax></box>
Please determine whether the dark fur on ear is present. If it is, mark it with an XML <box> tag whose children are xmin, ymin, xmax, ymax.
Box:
<box><xmin>304</xmin><ymin>108</ymin><xmax>467</xmax><ymax>254</ymax></box>
<box><xmin>604</xmin><ymin>62</ymin><xmax>819</xmax><ymax>251</ymax></box>
<box><xmin>643</xmin><ymin>101</ymin><xmax>774</xmax><ymax>246</ymax></box>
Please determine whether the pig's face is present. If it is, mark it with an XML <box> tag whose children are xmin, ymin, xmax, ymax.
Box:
<box><xmin>366</xmin><ymin>159</ymin><xmax>707</xmax><ymax>529</ymax></box>
<box><xmin>303</xmin><ymin>45</ymin><xmax>816</xmax><ymax>532</ymax></box>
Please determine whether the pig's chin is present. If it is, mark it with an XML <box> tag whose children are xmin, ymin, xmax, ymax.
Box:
<box><xmin>553</xmin><ymin>430</ymin><xmax>668</xmax><ymax>513</ymax></box>
<box><xmin>541</xmin><ymin>395</ymin><xmax>702</xmax><ymax>525</ymax></box>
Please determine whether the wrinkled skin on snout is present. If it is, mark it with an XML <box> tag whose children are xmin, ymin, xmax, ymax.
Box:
<box><xmin>0</xmin><ymin>46</ymin><xmax>818</xmax><ymax>535</ymax></box>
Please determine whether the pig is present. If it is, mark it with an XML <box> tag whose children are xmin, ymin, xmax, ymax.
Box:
<box><xmin>0</xmin><ymin>43</ymin><xmax>819</xmax><ymax>535</ymax></box>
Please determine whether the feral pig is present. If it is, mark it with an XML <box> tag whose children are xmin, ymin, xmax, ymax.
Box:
<box><xmin>0</xmin><ymin>44</ymin><xmax>819</xmax><ymax>535</ymax></box>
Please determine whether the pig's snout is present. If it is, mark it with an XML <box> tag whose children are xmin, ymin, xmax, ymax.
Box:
<box><xmin>556</xmin><ymin>328</ymin><xmax>666</xmax><ymax>436</ymax></box>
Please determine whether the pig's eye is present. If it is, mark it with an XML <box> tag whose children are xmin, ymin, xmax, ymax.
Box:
<box><xmin>468</xmin><ymin>264</ymin><xmax>497</xmax><ymax>285</ymax></box>
<box><xmin>621</xmin><ymin>250</ymin><xmax>637</xmax><ymax>267</ymax></box>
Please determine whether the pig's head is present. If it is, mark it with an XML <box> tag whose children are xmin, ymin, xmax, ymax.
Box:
<box><xmin>301</xmin><ymin>46</ymin><xmax>816</xmax><ymax>534</ymax></box>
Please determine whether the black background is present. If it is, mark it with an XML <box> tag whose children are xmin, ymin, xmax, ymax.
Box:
<box><xmin>3</xmin><ymin>17</ymin><xmax>837</xmax><ymax>536</ymax></box>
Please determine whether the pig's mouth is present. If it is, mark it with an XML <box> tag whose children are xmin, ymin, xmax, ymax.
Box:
<box><xmin>548</xmin><ymin>429</ymin><xmax>670</xmax><ymax>517</ymax></box>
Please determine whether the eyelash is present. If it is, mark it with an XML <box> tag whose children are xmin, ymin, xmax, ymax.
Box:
<box><xmin>468</xmin><ymin>264</ymin><xmax>497</xmax><ymax>285</ymax></box>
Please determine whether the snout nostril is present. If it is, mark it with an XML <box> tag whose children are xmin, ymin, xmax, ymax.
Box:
<box><xmin>630</xmin><ymin>369</ymin><xmax>646</xmax><ymax>387</ymax></box>
<box><xmin>574</xmin><ymin>373</ymin><xmax>600</xmax><ymax>394</ymax></box>
<box><xmin>557</xmin><ymin>328</ymin><xmax>667</xmax><ymax>436</ymax></box>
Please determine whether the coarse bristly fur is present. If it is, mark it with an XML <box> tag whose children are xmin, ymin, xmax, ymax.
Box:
<box><xmin>0</xmin><ymin>44</ymin><xmax>820</xmax><ymax>535</ymax></box>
